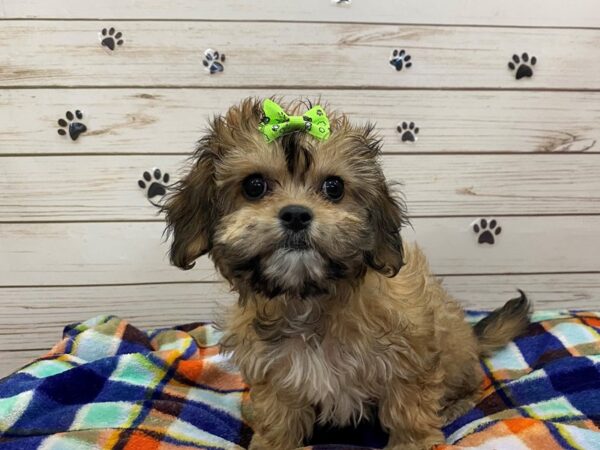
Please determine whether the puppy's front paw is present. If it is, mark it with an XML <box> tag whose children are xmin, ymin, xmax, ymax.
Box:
<box><xmin>441</xmin><ymin>397</ymin><xmax>476</xmax><ymax>425</ymax></box>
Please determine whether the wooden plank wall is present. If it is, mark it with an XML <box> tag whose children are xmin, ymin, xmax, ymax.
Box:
<box><xmin>0</xmin><ymin>1</ymin><xmax>599</xmax><ymax>376</ymax></box>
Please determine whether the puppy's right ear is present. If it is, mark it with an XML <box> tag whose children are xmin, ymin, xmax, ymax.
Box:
<box><xmin>163</xmin><ymin>144</ymin><xmax>216</xmax><ymax>270</ymax></box>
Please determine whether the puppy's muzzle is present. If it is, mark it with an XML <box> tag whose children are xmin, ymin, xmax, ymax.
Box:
<box><xmin>278</xmin><ymin>205</ymin><xmax>313</xmax><ymax>232</ymax></box>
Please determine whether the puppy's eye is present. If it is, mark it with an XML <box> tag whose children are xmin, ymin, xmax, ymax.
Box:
<box><xmin>322</xmin><ymin>176</ymin><xmax>344</xmax><ymax>202</ymax></box>
<box><xmin>242</xmin><ymin>174</ymin><xmax>268</xmax><ymax>200</ymax></box>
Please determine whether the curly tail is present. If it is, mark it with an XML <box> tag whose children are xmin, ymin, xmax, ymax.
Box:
<box><xmin>474</xmin><ymin>290</ymin><xmax>531</xmax><ymax>357</ymax></box>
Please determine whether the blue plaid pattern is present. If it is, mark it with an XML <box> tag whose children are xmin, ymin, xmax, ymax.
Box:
<box><xmin>0</xmin><ymin>311</ymin><xmax>598</xmax><ymax>449</ymax></box>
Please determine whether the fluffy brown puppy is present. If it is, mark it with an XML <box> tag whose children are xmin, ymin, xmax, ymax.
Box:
<box><xmin>163</xmin><ymin>98</ymin><xmax>531</xmax><ymax>450</ymax></box>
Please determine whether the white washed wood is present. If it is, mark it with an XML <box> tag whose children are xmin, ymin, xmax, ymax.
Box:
<box><xmin>0</xmin><ymin>351</ymin><xmax>48</xmax><ymax>379</ymax></box>
<box><xmin>2</xmin><ymin>0</ymin><xmax>599</xmax><ymax>27</ymax></box>
<box><xmin>2</xmin><ymin>22</ymin><xmax>600</xmax><ymax>88</ymax></box>
<box><xmin>0</xmin><ymin>283</ymin><xmax>234</xmax><ymax>377</ymax></box>
<box><xmin>410</xmin><ymin>217</ymin><xmax>600</xmax><ymax>275</ymax></box>
<box><xmin>1</xmin><ymin>274</ymin><xmax>598</xmax><ymax>345</ymax></box>
<box><xmin>1</xmin><ymin>89</ymin><xmax>598</xmax><ymax>155</ymax></box>
<box><xmin>2</xmin><ymin>155</ymin><xmax>600</xmax><ymax>221</ymax></box>
<box><xmin>0</xmin><ymin>222</ymin><xmax>210</xmax><ymax>285</ymax></box>
<box><xmin>0</xmin><ymin>284</ymin><xmax>235</xmax><ymax>351</ymax></box>
<box><xmin>441</xmin><ymin>274</ymin><xmax>600</xmax><ymax>309</ymax></box>
<box><xmin>0</xmin><ymin>275</ymin><xmax>597</xmax><ymax>349</ymax></box>
<box><xmin>1</xmin><ymin>217</ymin><xmax>599</xmax><ymax>286</ymax></box>
<box><xmin>2</xmin><ymin>272</ymin><xmax>600</xmax><ymax>376</ymax></box>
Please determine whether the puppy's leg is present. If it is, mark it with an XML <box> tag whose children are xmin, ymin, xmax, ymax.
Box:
<box><xmin>248</xmin><ymin>384</ymin><xmax>315</xmax><ymax>450</ymax></box>
<box><xmin>440</xmin><ymin>394</ymin><xmax>479</xmax><ymax>425</ymax></box>
<box><xmin>439</xmin><ymin>361</ymin><xmax>482</xmax><ymax>425</ymax></box>
<box><xmin>379</xmin><ymin>374</ymin><xmax>445</xmax><ymax>450</ymax></box>
<box><xmin>437</xmin><ymin>310</ymin><xmax>484</xmax><ymax>425</ymax></box>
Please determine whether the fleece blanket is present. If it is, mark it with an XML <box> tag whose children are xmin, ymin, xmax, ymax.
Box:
<box><xmin>0</xmin><ymin>312</ymin><xmax>599</xmax><ymax>450</ymax></box>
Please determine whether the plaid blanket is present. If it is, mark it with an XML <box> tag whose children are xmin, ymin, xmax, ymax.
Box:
<box><xmin>0</xmin><ymin>312</ymin><xmax>599</xmax><ymax>449</ymax></box>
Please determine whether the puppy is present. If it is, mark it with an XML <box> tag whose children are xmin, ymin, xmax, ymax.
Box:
<box><xmin>163</xmin><ymin>98</ymin><xmax>530</xmax><ymax>450</ymax></box>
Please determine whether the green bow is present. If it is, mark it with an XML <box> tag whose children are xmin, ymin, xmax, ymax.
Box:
<box><xmin>258</xmin><ymin>99</ymin><xmax>331</xmax><ymax>143</ymax></box>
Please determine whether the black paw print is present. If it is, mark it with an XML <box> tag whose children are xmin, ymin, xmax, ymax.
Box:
<box><xmin>473</xmin><ymin>219</ymin><xmax>502</xmax><ymax>245</ymax></box>
<box><xmin>57</xmin><ymin>110</ymin><xmax>87</xmax><ymax>141</ymax></box>
<box><xmin>202</xmin><ymin>49</ymin><xmax>225</xmax><ymax>74</ymax></box>
<box><xmin>389</xmin><ymin>49</ymin><xmax>412</xmax><ymax>71</ymax></box>
<box><xmin>100</xmin><ymin>27</ymin><xmax>124</xmax><ymax>51</ymax></box>
<box><xmin>397</xmin><ymin>122</ymin><xmax>419</xmax><ymax>142</ymax></box>
<box><xmin>508</xmin><ymin>53</ymin><xmax>537</xmax><ymax>80</ymax></box>
<box><xmin>138</xmin><ymin>168</ymin><xmax>170</xmax><ymax>207</ymax></box>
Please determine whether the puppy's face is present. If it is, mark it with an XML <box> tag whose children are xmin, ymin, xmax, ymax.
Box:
<box><xmin>164</xmin><ymin>99</ymin><xmax>406</xmax><ymax>300</ymax></box>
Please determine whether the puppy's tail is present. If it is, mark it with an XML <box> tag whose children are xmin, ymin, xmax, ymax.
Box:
<box><xmin>474</xmin><ymin>290</ymin><xmax>531</xmax><ymax>357</ymax></box>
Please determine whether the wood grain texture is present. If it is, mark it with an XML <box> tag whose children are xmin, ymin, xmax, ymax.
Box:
<box><xmin>0</xmin><ymin>283</ymin><xmax>234</xmax><ymax>377</ymax></box>
<box><xmin>0</xmin><ymin>284</ymin><xmax>235</xmax><ymax>351</ymax></box>
<box><xmin>0</xmin><ymin>0</ymin><xmax>598</xmax><ymax>377</ymax></box>
<box><xmin>1</xmin><ymin>89</ymin><xmax>598</xmax><ymax>155</ymax></box>
<box><xmin>1</xmin><ymin>22</ymin><xmax>600</xmax><ymax>88</ymax></box>
<box><xmin>1</xmin><ymin>0</ymin><xmax>599</xmax><ymax>27</ymax></box>
<box><xmin>2</xmin><ymin>272</ymin><xmax>600</xmax><ymax>376</ymax></box>
<box><xmin>441</xmin><ymin>274</ymin><xmax>600</xmax><ymax>309</ymax></box>
<box><xmin>2</xmin><ymin>154</ymin><xmax>600</xmax><ymax>221</ymax></box>
<box><xmin>0</xmin><ymin>350</ymin><xmax>48</xmax><ymax>379</ymax></box>
<box><xmin>1</xmin><ymin>217</ymin><xmax>598</xmax><ymax>286</ymax></box>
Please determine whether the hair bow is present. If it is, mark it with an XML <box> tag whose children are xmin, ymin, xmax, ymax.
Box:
<box><xmin>258</xmin><ymin>99</ymin><xmax>331</xmax><ymax>143</ymax></box>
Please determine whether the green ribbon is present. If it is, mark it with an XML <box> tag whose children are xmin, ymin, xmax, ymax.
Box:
<box><xmin>258</xmin><ymin>99</ymin><xmax>331</xmax><ymax>143</ymax></box>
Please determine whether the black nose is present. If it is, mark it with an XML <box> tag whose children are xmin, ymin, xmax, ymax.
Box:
<box><xmin>279</xmin><ymin>205</ymin><xmax>313</xmax><ymax>232</ymax></box>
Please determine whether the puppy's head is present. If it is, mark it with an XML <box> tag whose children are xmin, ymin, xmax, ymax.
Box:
<box><xmin>164</xmin><ymin>98</ymin><xmax>407</xmax><ymax>300</ymax></box>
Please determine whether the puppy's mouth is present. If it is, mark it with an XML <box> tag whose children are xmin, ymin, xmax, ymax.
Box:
<box><xmin>281</xmin><ymin>231</ymin><xmax>310</xmax><ymax>251</ymax></box>
<box><xmin>223</xmin><ymin>231</ymin><xmax>362</xmax><ymax>299</ymax></box>
<box><xmin>229</xmin><ymin>241</ymin><xmax>347</xmax><ymax>299</ymax></box>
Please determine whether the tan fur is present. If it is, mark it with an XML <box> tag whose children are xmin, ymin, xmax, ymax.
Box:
<box><xmin>474</xmin><ymin>290</ymin><xmax>531</xmax><ymax>356</ymax></box>
<box><xmin>163</xmin><ymin>98</ymin><xmax>531</xmax><ymax>450</ymax></box>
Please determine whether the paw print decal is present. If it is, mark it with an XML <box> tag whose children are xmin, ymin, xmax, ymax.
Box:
<box><xmin>202</xmin><ymin>48</ymin><xmax>225</xmax><ymax>74</ymax></box>
<box><xmin>397</xmin><ymin>121</ymin><xmax>419</xmax><ymax>142</ymax></box>
<box><xmin>389</xmin><ymin>49</ymin><xmax>412</xmax><ymax>71</ymax></box>
<box><xmin>138</xmin><ymin>168</ymin><xmax>170</xmax><ymax>207</ymax></box>
<box><xmin>473</xmin><ymin>218</ymin><xmax>502</xmax><ymax>245</ymax></box>
<box><xmin>508</xmin><ymin>53</ymin><xmax>537</xmax><ymax>80</ymax></box>
<box><xmin>57</xmin><ymin>110</ymin><xmax>87</xmax><ymax>141</ymax></box>
<box><xmin>100</xmin><ymin>27</ymin><xmax>124</xmax><ymax>51</ymax></box>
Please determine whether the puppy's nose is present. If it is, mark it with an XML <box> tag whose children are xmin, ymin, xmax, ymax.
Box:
<box><xmin>279</xmin><ymin>205</ymin><xmax>313</xmax><ymax>232</ymax></box>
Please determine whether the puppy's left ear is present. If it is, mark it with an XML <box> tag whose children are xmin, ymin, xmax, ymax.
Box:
<box><xmin>365</xmin><ymin>183</ymin><xmax>407</xmax><ymax>277</ymax></box>
<box><xmin>162</xmin><ymin>144</ymin><xmax>217</xmax><ymax>270</ymax></box>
